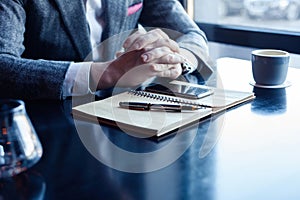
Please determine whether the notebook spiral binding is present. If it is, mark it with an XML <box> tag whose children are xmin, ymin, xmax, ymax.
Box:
<box><xmin>128</xmin><ymin>90</ymin><xmax>211</xmax><ymax>108</ymax></box>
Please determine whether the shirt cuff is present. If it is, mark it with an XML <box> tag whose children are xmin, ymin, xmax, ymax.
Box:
<box><xmin>62</xmin><ymin>62</ymin><xmax>93</xmax><ymax>98</ymax></box>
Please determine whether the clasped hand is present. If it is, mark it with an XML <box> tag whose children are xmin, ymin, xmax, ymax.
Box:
<box><xmin>90</xmin><ymin>28</ymin><xmax>185</xmax><ymax>90</ymax></box>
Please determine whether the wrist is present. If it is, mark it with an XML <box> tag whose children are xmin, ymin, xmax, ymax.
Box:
<box><xmin>90</xmin><ymin>61</ymin><xmax>114</xmax><ymax>90</ymax></box>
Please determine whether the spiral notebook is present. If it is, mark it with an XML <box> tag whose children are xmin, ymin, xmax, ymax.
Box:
<box><xmin>72</xmin><ymin>81</ymin><xmax>255</xmax><ymax>137</ymax></box>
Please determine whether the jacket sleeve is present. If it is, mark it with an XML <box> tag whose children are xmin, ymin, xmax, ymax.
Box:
<box><xmin>139</xmin><ymin>0</ymin><xmax>213</xmax><ymax>78</ymax></box>
<box><xmin>0</xmin><ymin>0</ymin><xmax>70</xmax><ymax>100</ymax></box>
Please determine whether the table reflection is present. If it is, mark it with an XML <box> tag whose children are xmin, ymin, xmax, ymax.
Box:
<box><xmin>0</xmin><ymin>172</ymin><xmax>45</xmax><ymax>200</ymax></box>
<box><xmin>251</xmin><ymin>88</ymin><xmax>287</xmax><ymax>115</ymax></box>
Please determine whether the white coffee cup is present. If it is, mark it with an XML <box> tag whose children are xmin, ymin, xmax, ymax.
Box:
<box><xmin>251</xmin><ymin>49</ymin><xmax>290</xmax><ymax>85</ymax></box>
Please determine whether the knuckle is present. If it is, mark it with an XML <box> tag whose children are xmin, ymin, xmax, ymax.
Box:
<box><xmin>173</xmin><ymin>68</ymin><xmax>181</xmax><ymax>78</ymax></box>
<box><xmin>161</xmin><ymin>46</ymin><xmax>170</xmax><ymax>53</ymax></box>
<box><xmin>153</xmin><ymin>28</ymin><xmax>161</xmax><ymax>34</ymax></box>
<box><xmin>152</xmin><ymin>28</ymin><xmax>164</xmax><ymax>38</ymax></box>
<box><xmin>161</xmin><ymin>38</ymin><xmax>169</xmax><ymax>44</ymax></box>
<box><xmin>167</xmin><ymin>54</ymin><xmax>174</xmax><ymax>63</ymax></box>
<box><xmin>150</xmin><ymin>63</ymin><xmax>157</xmax><ymax>71</ymax></box>
<box><xmin>157</xmin><ymin>29</ymin><xmax>167</xmax><ymax>37</ymax></box>
<box><xmin>156</xmin><ymin>28</ymin><xmax>163</xmax><ymax>34</ymax></box>
<box><xmin>136</xmin><ymin>38</ymin><xmax>144</xmax><ymax>45</ymax></box>
<box><xmin>173</xmin><ymin>40</ymin><xmax>179</xmax><ymax>48</ymax></box>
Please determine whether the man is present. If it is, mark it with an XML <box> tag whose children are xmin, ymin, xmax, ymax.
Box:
<box><xmin>0</xmin><ymin>0</ymin><xmax>212</xmax><ymax>100</ymax></box>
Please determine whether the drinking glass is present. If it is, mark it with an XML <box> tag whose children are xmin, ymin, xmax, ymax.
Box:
<box><xmin>0</xmin><ymin>99</ymin><xmax>43</xmax><ymax>178</ymax></box>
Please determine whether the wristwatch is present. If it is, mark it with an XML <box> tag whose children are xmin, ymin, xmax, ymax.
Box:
<box><xmin>181</xmin><ymin>61</ymin><xmax>194</xmax><ymax>75</ymax></box>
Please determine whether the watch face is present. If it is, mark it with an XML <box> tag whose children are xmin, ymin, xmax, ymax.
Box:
<box><xmin>181</xmin><ymin>62</ymin><xmax>193</xmax><ymax>75</ymax></box>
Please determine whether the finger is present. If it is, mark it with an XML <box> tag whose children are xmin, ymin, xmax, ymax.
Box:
<box><xmin>150</xmin><ymin>63</ymin><xmax>179</xmax><ymax>72</ymax></box>
<box><xmin>142</xmin><ymin>48</ymin><xmax>185</xmax><ymax>64</ymax></box>
<box><xmin>125</xmin><ymin>29</ymin><xmax>171</xmax><ymax>52</ymax></box>
<box><xmin>123</xmin><ymin>29</ymin><xmax>147</xmax><ymax>50</ymax></box>
<box><xmin>146</xmin><ymin>37</ymin><xmax>180</xmax><ymax>52</ymax></box>
<box><xmin>155</xmin><ymin>64</ymin><xmax>182</xmax><ymax>79</ymax></box>
<box><xmin>141</xmin><ymin>46</ymin><xmax>172</xmax><ymax>62</ymax></box>
<box><xmin>149</xmin><ymin>28</ymin><xmax>169</xmax><ymax>39</ymax></box>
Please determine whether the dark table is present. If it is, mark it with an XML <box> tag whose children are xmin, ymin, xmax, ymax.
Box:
<box><xmin>1</xmin><ymin>42</ymin><xmax>300</xmax><ymax>200</ymax></box>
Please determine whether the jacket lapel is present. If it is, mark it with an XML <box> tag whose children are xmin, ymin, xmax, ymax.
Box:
<box><xmin>102</xmin><ymin>0</ymin><xmax>128</xmax><ymax>41</ymax></box>
<box><xmin>54</xmin><ymin>0</ymin><xmax>91</xmax><ymax>60</ymax></box>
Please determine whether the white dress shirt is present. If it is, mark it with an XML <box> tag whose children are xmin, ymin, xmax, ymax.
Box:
<box><xmin>63</xmin><ymin>0</ymin><xmax>104</xmax><ymax>98</ymax></box>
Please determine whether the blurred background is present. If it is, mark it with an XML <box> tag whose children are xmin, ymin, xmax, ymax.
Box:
<box><xmin>180</xmin><ymin>0</ymin><xmax>300</xmax><ymax>54</ymax></box>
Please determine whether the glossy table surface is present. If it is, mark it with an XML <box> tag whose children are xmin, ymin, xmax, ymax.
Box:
<box><xmin>1</xmin><ymin>42</ymin><xmax>300</xmax><ymax>200</ymax></box>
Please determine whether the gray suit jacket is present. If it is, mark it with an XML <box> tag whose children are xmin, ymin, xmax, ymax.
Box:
<box><xmin>0</xmin><ymin>0</ymin><xmax>209</xmax><ymax>99</ymax></box>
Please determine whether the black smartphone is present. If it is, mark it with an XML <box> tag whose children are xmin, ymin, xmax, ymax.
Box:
<box><xmin>144</xmin><ymin>83</ymin><xmax>213</xmax><ymax>99</ymax></box>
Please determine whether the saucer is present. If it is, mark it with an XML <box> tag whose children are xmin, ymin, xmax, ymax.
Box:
<box><xmin>249</xmin><ymin>81</ymin><xmax>292</xmax><ymax>89</ymax></box>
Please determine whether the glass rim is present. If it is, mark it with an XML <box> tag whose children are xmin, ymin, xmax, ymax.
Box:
<box><xmin>0</xmin><ymin>99</ymin><xmax>25</xmax><ymax>116</ymax></box>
